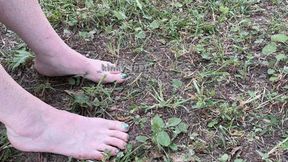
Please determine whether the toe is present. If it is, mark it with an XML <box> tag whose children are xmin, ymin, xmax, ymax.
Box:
<box><xmin>109</xmin><ymin>130</ymin><xmax>129</xmax><ymax>142</ymax></box>
<box><xmin>72</xmin><ymin>151</ymin><xmax>104</xmax><ymax>160</ymax></box>
<box><xmin>96</xmin><ymin>144</ymin><xmax>119</xmax><ymax>156</ymax></box>
<box><xmin>100</xmin><ymin>72</ymin><xmax>128</xmax><ymax>83</ymax></box>
<box><xmin>87</xmin><ymin>60</ymin><xmax>128</xmax><ymax>83</ymax></box>
<box><xmin>87</xmin><ymin>70</ymin><xmax>128</xmax><ymax>84</ymax></box>
<box><xmin>91</xmin><ymin>151</ymin><xmax>104</xmax><ymax>160</ymax></box>
<box><xmin>108</xmin><ymin>121</ymin><xmax>129</xmax><ymax>132</ymax></box>
<box><xmin>105</xmin><ymin>137</ymin><xmax>127</xmax><ymax>150</ymax></box>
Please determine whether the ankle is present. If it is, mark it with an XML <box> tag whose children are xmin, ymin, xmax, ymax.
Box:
<box><xmin>6</xmin><ymin>105</ymin><xmax>58</xmax><ymax>138</ymax></box>
<box><xmin>34</xmin><ymin>49</ymin><xmax>90</xmax><ymax>76</ymax></box>
<box><xmin>34</xmin><ymin>45</ymin><xmax>73</xmax><ymax>62</ymax></box>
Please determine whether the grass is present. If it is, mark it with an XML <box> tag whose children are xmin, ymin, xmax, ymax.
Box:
<box><xmin>0</xmin><ymin>0</ymin><xmax>288</xmax><ymax>161</ymax></box>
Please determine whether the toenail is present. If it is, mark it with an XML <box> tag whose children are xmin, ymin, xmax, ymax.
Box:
<box><xmin>122</xmin><ymin>123</ymin><xmax>129</xmax><ymax>130</ymax></box>
<box><xmin>121</xmin><ymin>73</ymin><xmax>128</xmax><ymax>79</ymax></box>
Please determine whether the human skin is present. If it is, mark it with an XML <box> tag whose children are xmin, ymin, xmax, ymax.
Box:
<box><xmin>0</xmin><ymin>0</ymin><xmax>129</xmax><ymax>160</ymax></box>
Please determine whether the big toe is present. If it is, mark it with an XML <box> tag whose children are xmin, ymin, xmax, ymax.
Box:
<box><xmin>95</xmin><ymin>144</ymin><xmax>120</xmax><ymax>156</ymax></box>
<box><xmin>99</xmin><ymin>72</ymin><xmax>128</xmax><ymax>83</ymax></box>
<box><xmin>72</xmin><ymin>151</ymin><xmax>104</xmax><ymax>160</ymax></box>
<box><xmin>86</xmin><ymin>60</ymin><xmax>129</xmax><ymax>83</ymax></box>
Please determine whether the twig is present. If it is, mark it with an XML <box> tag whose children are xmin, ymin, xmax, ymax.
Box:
<box><xmin>268</xmin><ymin>137</ymin><xmax>288</xmax><ymax>155</ymax></box>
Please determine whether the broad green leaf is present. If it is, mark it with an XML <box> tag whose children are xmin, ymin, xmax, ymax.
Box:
<box><xmin>135</xmin><ymin>30</ymin><xmax>146</xmax><ymax>39</ymax></box>
<box><xmin>271</xmin><ymin>34</ymin><xmax>288</xmax><ymax>43</ymax></box>
<box><xmin>177</xmin><ymin>122</ymin><xmax>188</xmax><ymax>132</ymax></box>
<box><xmin>136</xmin><ymin>136</ymin><xmax>148</xmax><ymax>143</ymax></box>
<box><xmin>156</xmin><ymin>131</ymin><xmax>171</xmax><ymax>146</ymax></box>
<box><xmin>267</xmin><ymin>69</ymin><xmax>275</xmax><ymax>75</ymax></box>
<box><xmin>172</xmin><ymin>79</ymin><xmax>183</xmax><ymax>90</ymax></box>
<box><xmin>174</xmin><ymin>122</ymin><xmax>189</xmax><ymax>135</ymax></box>
<box><xmin>149</xmin><ymin>20</ymin><xmax>160</xmax><ymax>30</ymax></box>
<box><xmin>219</xmin><ymin>153</ymin><xmax>230</xmax><ymax>162</ymax></box>
<box><xmin>208</xmin><ymin>119</ymin><xmax>219</xmax><ymax>128</ymax></box>
<box><xmin>248</xmin><ymin>91</ymin><xmax>257</xmax><ymax>97</ymax></box>
<box><xmin>262</xmin><ymin>42</ymin><xmax>277</xmax><ymax>55</ymax></box>
<box><xmin>74</xmin><ymin>93</ymin><xmax>90</xmax><ymax>106</ymax></box>
<box><xmin>113</xmin><ymin>11</ymin><xmax>127</xmax><ymax>20</ymax></box>
<box><xmin>219</xmin><ymin>6</ymin><xmax>229</xmax><ymax>15</ymax></box>
<box><xmin>169</xmin><ymin>143</ymin><xmax>178</xmax><ymax>151</ymax></box>
<box><xmin>269</xmin><ymin>76</ymin><xmax>278</xmax><ymax>82</ymax></box>
<box><xmin>167</xmin><ymin>118</ymin><xmax>181</xmax><ymax>127</ymax></box>
<box><xmin>152</xmin><ymin>115</ymin><xmax>165</xmax><ymax>132</ymax></box>
<box><xmin>275</xmin><ymin>54</ymin><xmax>287</xmax><ymax>62</ymax></box>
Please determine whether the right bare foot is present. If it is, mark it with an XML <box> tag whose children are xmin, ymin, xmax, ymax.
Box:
<box><xmin>6</xmin><ymin>106</ymin><xmax>129</xmax><ymax>160</ymax></box>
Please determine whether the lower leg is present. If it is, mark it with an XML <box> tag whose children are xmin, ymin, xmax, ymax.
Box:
<box><xmin>0</xmin><ymin>0</ymin><xmax>127</xmax><ymax>83</ymax></box>
<box><xmin>0</xmin><ymin>64</ymin><xmax>129</xmax><ymax>160</ymax></box>
<box><xmin>0</xmin><ymin>0</ymin><xmax>130</xmax><ymax>159</ymax></box>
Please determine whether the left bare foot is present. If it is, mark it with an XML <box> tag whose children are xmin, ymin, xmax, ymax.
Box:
<box><xmin>34</xmin><ymin>49</ymin><xmax>128</xmax><ymax>83</ymax></box>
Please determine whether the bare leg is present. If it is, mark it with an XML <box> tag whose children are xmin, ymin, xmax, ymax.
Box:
<box><xmin>0</xmin><ymin>0</ymin><xmax>128</xmax><ymax>83</ymax></box>
<box><xmin>0</xmin><ymin>64</ymin><xmax>129</xmax><ymax>160</ymax></box>
<box><xmin>0</xmin><ymin>0</ymin><xmax>130</xmax><ymax>160</ymax></box>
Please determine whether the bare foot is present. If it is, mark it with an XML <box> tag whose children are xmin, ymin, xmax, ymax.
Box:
<box><xmin>34</xmin><ymin>49</ymin><xmax>128</xmax><ymax>83</ymax></box>
<box><xmin>6</xmin><ymin>106</ymin><xmax>129</xmax><ymax>160</ymax></box>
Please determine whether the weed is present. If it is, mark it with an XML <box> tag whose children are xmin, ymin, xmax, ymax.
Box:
<box><xmin>7</xmin><ymin>49</ymin><xmax>34</xmax><ymax>70</ymax></box>
<box><xmin>133</xmin><ymin>115</ymin><xmax>188</xmax><ymax>161</ymax></box>
<box><xmin>144</xmin><ymin>81</ymin><xmax>189</xmax><ymax>111</ymax></box>
<box><xmin>0</xmin><ymin>130</ymin><xmax>18</xmax><ymax>161</ymax></box>
<box><xmin>65</xmin><ymin>83</ymin><xmax>116</xmax><ymax>116</ymax></box>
